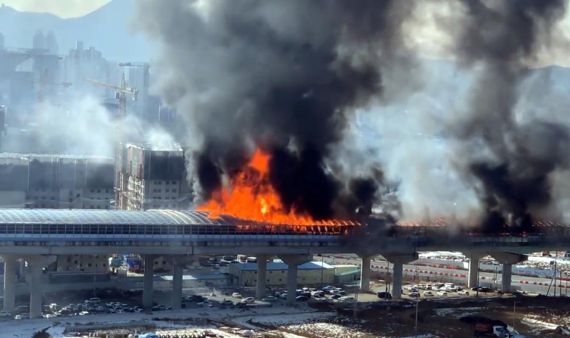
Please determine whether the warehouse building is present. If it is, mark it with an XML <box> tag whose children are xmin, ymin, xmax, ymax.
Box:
<box><xmin>228</xmin><ymin>259</ymin><xmax>336</xmax><ymax>287</ymax></box>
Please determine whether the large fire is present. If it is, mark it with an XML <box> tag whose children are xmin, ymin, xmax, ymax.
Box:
<box><xmin>198</xmin><ymin>148</ymin><xmax>356</xmax><ymax>226</ymax></box>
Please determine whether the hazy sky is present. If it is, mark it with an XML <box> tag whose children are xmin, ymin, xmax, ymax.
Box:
<box><xmin>0</xmin><ymin>0</ymin><xmax>110</xmax><ymax>18</ymax></box>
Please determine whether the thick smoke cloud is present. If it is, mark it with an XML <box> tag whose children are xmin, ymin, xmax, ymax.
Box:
<box><xmin>137</xmin><ymin>0</ymin><xmax>570</xmax><ymax>232</ymax></box>
<box><xmin>137</xmin><ymin>0</ymin><xmax>416</xmax><ymax>219</ymax></box>
<box><xmin>447</xmin><ymin>0</ymin><xmax>569</xmax><ymax>232</ymax></box>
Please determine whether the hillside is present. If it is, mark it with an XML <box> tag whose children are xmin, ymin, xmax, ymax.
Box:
<box><xmin>0</xmin><ymin>0</ymin><xmax>152</xmax><ymax>61</ymax></box>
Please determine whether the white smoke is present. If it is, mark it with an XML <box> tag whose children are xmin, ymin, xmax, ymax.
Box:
<box><xmin>9</xmin><ymin>96</ymin><xmax>176</xmax><ymax>157</ymax></box>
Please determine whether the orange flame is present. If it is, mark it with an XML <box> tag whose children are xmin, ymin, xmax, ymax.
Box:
<box><xmin>198</xmin><ymin>148</ymin><xmax>337</xmax><ymax>225</ymax></box>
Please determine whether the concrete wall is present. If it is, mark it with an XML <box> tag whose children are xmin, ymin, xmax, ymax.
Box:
<box><xmin>55</xmin><ymin>255</ymin><xmax>109</xmax><ymax>273</ymax></box>
<box><xmin>231</xmin><ymin>267</ymin><xmax>335</xmax><ymax>287</ymax></box>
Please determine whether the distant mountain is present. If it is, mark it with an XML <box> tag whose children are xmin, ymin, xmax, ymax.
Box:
<box><xmin>0</xmin><ymin>0</ymin><xmax>153</xmax><ymax>61</ymax></box>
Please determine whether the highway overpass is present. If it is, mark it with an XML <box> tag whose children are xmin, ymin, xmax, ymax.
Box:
<box><xmin>1</xmin><ymin>209</ymin><xmax>570</xmax><ymax>318</ymax></box>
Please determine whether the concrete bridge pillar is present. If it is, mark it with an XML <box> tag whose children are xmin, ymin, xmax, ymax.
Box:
<box><xmin>359</xmin><ymin>255</ymin><xmax>372</xmax><ymax>292</ymax></box>
<box><xmin>2</xmin><ymin>255</ymin><xmax>17</xmax><ymax>313</ymax></box>
<box><xmin>392</xmin><ymin>262</ymin><xmax>403</xmax><ymax>299</ymax></box>
<box><xmin>255</xmin><ymin>255</ymin><xmax>268</xmax><ymax>299</ymax></box>
<box><xmin>383</xmin><ymin>253</ymin><xmax>418</xmax><ymax>299</ymax></box>
<box><xmin>143</xmin><ymin>255</ymin><xmax>157</xmax><ymax>311</ymax></box>
<box><xmin>279</xmin><ymin>254</ymin><xmax>311</xmax><ymax>305</ymax></box>
<box><xmin>489</xmin><ymin>252</ymin><xmax>527</xmax><ymax>293</ymax></box>
<box><xmin>169</xmin><ymin>255</ymin><xmax>193</xmax><ymax>310</ymax></box>
<box><xmin>25</xmin><ymin>255</ymin><xmax>55</xmax><ymax>319</ymax></box>
<box><xmin>171</xmin><ymin>259</ymin><xmax>183</xmax><ymax>310</ymax></box>
<box><xmin>464</xmin><ymin>252</ymin><xmax>484</xmax><ymax>289</ymax></box>
<box><xmin>502</xmin><ymin>263</ymin><xmax>512</xmax><ymax>292</ymax></box>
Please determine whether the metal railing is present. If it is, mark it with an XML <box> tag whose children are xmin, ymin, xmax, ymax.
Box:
<box><xmin>0</xmin><ymin>223</ymin><xmax>353</xmax><ymax>237</ymax></box>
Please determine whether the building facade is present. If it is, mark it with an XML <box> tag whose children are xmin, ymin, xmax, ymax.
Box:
<box><xmin>0</xmin><ymin>154</ymin><xmax>114</xmax><ymax>274</ymax></box>
<box><xmin>115</xmin><ymin>143</ymin><xmax>190</xmax><ymax>211</ymax></box>
<box><xmin>0</xmin><ymin>153</ymin><xmax>114</xmax><ymax>209</ymax></box>
<box><xmin>228</xmin><ymin>259</ymin><xmax>336</xmax><ymax>287</ymax></box>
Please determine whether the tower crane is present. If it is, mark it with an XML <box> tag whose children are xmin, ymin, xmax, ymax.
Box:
<box><xmin>86</xmin><ymin>73</ymin><xmax>138</xmax><ymax>118</ymax></box>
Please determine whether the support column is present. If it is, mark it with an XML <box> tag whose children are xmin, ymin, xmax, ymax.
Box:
<box><xmin>279</xmin><ymin>254</ymin><xmax>311</xmax><ymax>306</ymax></box>
<box><xmin>171</xmin><ymin>262</ymin><xmax>183</xmax><ymax>310</ymax></box>
<box><xmin>468</xmin><ymin>255</ymin><xmax>480</xmax><ymax>289</ymax></box>
<box><xmin>286</xmin><ymin>264</ymin><xmax>298</xmax><ymax>305</ymax></box>
<box><xmin>359</xmin><ymin>255</ymin><xmax>371</xmax><ymax>292</ymax></box>
<box><xmin>143</xmin><ymin>255</ymin><xmax>155</xmax><ymax>311</ymax></box>
<box><xmin>29</xmin><ymin>259</ymin><xmax>43</xmax><ymax>319</ymax></box>
<box><xmin>489</xmin><ymin>252</ymin><xmax>526</xmax><ymax>293</ymax></box>
<box><xmin>501</xmin><ymin>263</ymin><xmax>512</xmax><ymax>293</ymax></box>
<box><xmin>256</xmin><ymin>255</ymin><xmax>268</xmax><ymax>299</ymax></box>
<box><xmin>2</xmin><ymin>255</ymin><xmax>17</xmax><ymax>313</ymax></box>
<box><xmin>382</xmin><ymin>252</ymin><xmax>418</xmax><ymax>300</ymax></box>
<box><xmin>392</xmin><ymin>262</ymin><xmax>403</xmax><ymax>299</ymax></box>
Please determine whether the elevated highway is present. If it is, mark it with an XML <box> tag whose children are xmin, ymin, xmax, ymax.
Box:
<box><xmin>1</xmin><ymin>209</ymin><xmax>569</xmax><ymax>318</ymax></box>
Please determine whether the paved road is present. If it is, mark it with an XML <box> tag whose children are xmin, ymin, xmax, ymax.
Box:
<box><xmin>320</xmin><ymin>255</ymin><xmax>570</xmax><ymax>296</ymax></box>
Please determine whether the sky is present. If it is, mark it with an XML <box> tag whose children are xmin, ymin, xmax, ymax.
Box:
<box><xmin>0</xmin><ymin>0</ymin><xmax>110</xmax><ymax>18</ymax></box>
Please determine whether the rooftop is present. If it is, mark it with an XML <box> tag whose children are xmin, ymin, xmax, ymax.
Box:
<box><xmin>234</xmin><ymin>259</ymin><xmax>334</xmax><ymax>271</ymax></box>
<box><xmin>0</xmin><ymin>209</ymin><xmax>233</xmax><ymax>225</ymax></box>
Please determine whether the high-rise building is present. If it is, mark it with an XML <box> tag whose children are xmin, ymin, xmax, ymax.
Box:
<box><xmin>62</xmin><ymin>41</ymin><xmax>119</xmax><ymax>99</ymax></box>
<box><xmin>115</xmin><ymin>143</ymin><xmax>191</xmax><ymax>210</ymax></box>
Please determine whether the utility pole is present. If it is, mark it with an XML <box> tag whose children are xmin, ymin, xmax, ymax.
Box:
<box><xmin>512</xmin><ymin>300</ymin><xmax>516</xmax><ymax>331</ymax></box>
<box><xmin>320</xmin><ymin>255</ymin><xmax>324</xmax><ymax>289</ymax></box>
<box><xmin>415</xmin><ymin>299</ymin><xmax>419</xmax><ymax>337</ymax></box>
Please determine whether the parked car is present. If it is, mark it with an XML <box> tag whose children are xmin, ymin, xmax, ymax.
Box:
<box><xmin>377</xmin><ymin>291</ymin><xmax>392</xmax><ymax>299</ymax></box>
<box><xmin>261</xmin><ymin>296</ymin><xmax>277</xmax><ymax>302</ymax></box>
<box><xmin>423</xmin><ymin>291</ymin><xmax>434</xmax><ymax>297</ymax></box>
<box><xmin>437</xmin><ymin>291</ymin><xmax>448</xmax><ymax>296</ymax></box>
<box><xmin>241</xmin><ymin>297</ymin><xmax>255</xmax><ymax>304</ymax></box>
<box><xmin>295</xmin><ymin>295</ymin><xmax>309</xmax><ymax>301</ymax></box>
<box><xmin>232</xmin><ymin>292</ymin><xmax>243</xmax><ymax>298</ymax></box>
<box><xmin>409</xmin><ymin>292</ymin><xmax>420</xmax><ymax>298</ymax></box>
<box><xmin>311</xmin><ymin>291</ymin><xmax>325</xmax><ymax>298</ymax></box>
<box><xmin>138</xmin><ymin>333</ymin><xmax>159</xmax><ymax>338</ymax></box>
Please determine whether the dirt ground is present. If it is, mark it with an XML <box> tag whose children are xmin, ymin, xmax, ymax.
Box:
<box><xmin>344</xmin><ymin>295</ymin><xmax>570</xmax><ymax>337</ymax></box>
<box><xmin>38</xmin><ymin>294</ymin><xmax>570</xmax><ymax>338</ymax></box>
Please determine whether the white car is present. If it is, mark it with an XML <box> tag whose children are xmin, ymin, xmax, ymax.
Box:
<box><xmin>338</xmin><ymin>296</ymin><xmax>356</xmax><ymax>303</ymax></box>
<box><xmin>437</xmin><ymin>291</ymin><xmax>448</xmax><ymax>296</ymax></box>
<box><xmin>423</xmin><ymin>291</ymin><xmax>434</xmax><ymax>297</ymax></box>
<box><xmin>241</xmin><ymin>297</ymin><xmax>255</xmax><ymax>304</ymax></box>
<box><xmin>232</xmin><ymin>292</ymin><xmax>242</xmax><ymax>298</ymax></box>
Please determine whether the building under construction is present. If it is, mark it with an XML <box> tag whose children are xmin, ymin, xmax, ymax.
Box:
<box><xmin>0</xmin><ymin>153</ymin><xmax>114</xmax><ymax>209</ymax></box>
<box><xmin>115</xmin><ymin>143</ymin><xmax>190</xmax><ymax>210</ymax></box>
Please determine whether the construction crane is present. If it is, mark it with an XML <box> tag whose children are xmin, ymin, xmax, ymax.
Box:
<box><xmin>86</xmin><ymin>73</ymin><xmax>138</xmax><ymax>118</ymax></box>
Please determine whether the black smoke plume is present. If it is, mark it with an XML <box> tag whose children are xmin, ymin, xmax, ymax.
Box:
<box><xmin>137</xmin><ymin>0</ymin><xmax>415</xmax><ymax>219</ymax></box>
<box><xmin>452</xmin><ymin>0</ymin><xmax>568</xmax><ymax>232</ymax></box>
